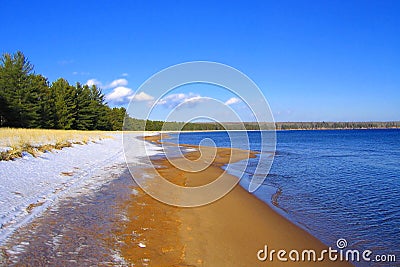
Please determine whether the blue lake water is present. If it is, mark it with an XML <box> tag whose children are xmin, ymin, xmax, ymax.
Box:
<box><xmin>169</xmin><ymin>130</ymin><xmax>400</xmax><ymax>266</ymax></box>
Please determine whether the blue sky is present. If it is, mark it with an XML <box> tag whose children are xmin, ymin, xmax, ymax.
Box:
<box><xmin>1</xmin><ymin>0</ymin><xmax>399</xmax><ymax>122</ymax></box>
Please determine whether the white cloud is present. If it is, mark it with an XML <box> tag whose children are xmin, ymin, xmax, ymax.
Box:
<box><xmin>86</xmin><ymin>78</ymin><xmax>102</xmax><ymax>87</ymax></box>
<box><xmin>106</xmin><ymin>87</ymin><xmax>154</xmax><ymax>104</ymax></box>
<box><xmin>180</xmin><ymin>96</ymin><xmax>207</xmax><ymax>107</ymax></box>
<box><xmin>106</xmin><ymin>86</ymin><xmax>133</xmax><ymax>103</ymax></box>
<box><xmin>129</xmin><ymin>92</ymin><xmax>154</xmax><ymax>101</ymax></box>
<box><xmin>183</xmin><ymin>96</ymin><xmax>204</xmax><ymax>103</ymax></box>
<box><xmin>87</xmin><ymin>77</ymin><xmax>154</xmax><ymax>104</ymax></box>
<box><xmin>107</xmin><ymin>78</ymin><xmax>128</xmax><ymax>88</ymax></box>
<box><xmin>86</xmin><ymin>78</ymin><xmax>128</xmax><ymax>89</ymax></box>
<box><xmin>156</xmin><ymin>93</ymin><xmax>202</xmax><ymax>108</ymax></box>
<box><xmin>225</xmin><ymin>97</ymin><xmax>241</xmax><ymax>105</ymax></box>
<box><xmin>121</xmin><ymin>73</ymin><xmax>129</xmax><ymax>77</ymax></box>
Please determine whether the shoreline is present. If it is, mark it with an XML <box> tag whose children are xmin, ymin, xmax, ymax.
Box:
<box><xmin>276</xmin><ymin>127</ymin><xmax>400</xmax><ymax>131</ymax></box>
<box><xmin>124</xmin><ymin>127</ymin><xmax>400</xmax><ymax>134</ymax></box>
<box><xmin>118</xmin><ymin>134</ymin><xmax>353</xmax><ymax>266</ymax></box>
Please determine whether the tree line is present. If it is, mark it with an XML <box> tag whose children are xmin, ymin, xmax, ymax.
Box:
<box><xmin>0</xmin><ymin>51</ymin><xmax>126</xmax><ymax>130</ymax></box>
<box><xmin>123</xmin><ymin>118</ymin><xmax>400</xmax><ymax>131</ymax></box>
<box><xmin>275</xmin><ymin>121</ymin><xmax>400</xmax><ymax>130</ymax></box>
<box><xmin>124</xmin><ymin>118</ymin><xmax>229</xmax><ymax>131</ymax></box>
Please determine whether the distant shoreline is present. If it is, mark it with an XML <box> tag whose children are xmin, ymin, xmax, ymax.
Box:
<box><xmin>275</xmin><ymin>127</ymin><xmax>400</xmax><ymax>131</ymax></box>
<box><xmin>274</xmin><ymin>121</ymin><xmax>400</xmax><ymax>131</ymax></box>
<box><xmin>141</xmin><ymin>127</ymin><xmax>400</xmax><ymax>134</ymax></box>
<box><xmin>124</xmin><ymin>117</ymin><xmax>400</xmax><ymax>131</ymax></box>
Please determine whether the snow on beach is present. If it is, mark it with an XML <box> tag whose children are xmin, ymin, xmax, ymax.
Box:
<box><xmin>0</xmin><ymin>132</ymin><xmax>161</xmax><ymax>245</ymax></box>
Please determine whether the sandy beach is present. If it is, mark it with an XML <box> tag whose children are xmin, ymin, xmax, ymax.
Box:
<box><xmin>0</xmin><ymin>132</ymin><xmax>395</xmax><ymax>266</ymax></box>
<box><xmin>0</xmin><ymin>132</ymin><xmax>355</xmax><ymax>266</ymax></box>
<box><xmin>117</xmin><ymin>134</ymin><xmax>353</xmax><ymax>266</ymax></box>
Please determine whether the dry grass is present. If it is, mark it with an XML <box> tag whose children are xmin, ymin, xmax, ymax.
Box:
<box><xmin>0</xmin><ymin>128</ymin><xmax>114</xmax><ymax>161</ymax></box>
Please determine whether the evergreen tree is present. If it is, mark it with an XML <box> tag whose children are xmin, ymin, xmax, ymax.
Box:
<box><xmin>73</xmin><ymin>83</ymin><xmax>95</xmax><ymax>130</ymax></box>
<box><xmin>109</xmin><ymin>107</ymin><xmax>126</xmax><ymax>130</ymax></box>
<box><xmin>88</xmin><ymin>85</ymin><xmax>112</xmax><ymax>130</ymax></box>
<box><xmin>27</xmin><ymin>74</ymin><xmax>49</xmax><ymax>128</ymax></box>
<box><xmin>51</xmin><ymin>78</ymin><xmax>76</xmax><ymax>129</ymax></box>
<box><xmin>0</xmin><ymin>51</ymin><xmax>34</xmax><ymax>127</ymax></box>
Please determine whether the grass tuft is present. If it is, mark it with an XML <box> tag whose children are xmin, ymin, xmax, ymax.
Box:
<box><xmin>0</xmin><ymin>128</ymin><xmax>114</xmax><ymax>161</ymax></box>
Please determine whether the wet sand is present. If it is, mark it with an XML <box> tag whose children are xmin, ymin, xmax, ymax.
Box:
<box><xmin>118</xmin><ymin>135</ymin><xmax>353</xmax><ymax>266</ymax></box>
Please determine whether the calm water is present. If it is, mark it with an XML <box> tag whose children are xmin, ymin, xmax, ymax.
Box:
<box><xmin>170</xmin><ymin>129</ymin><xmax>400</xmax><ymax>266</ymax></box>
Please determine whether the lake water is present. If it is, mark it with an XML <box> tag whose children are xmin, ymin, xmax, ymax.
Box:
<box><xmin>169</xmin><ymin>129</ymin><xmax>400</xmax><ymax>266</ymax></box>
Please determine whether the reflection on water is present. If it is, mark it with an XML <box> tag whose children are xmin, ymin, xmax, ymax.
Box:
<box><xmin>0</xmin><ymin>167</ymin><xmax>135</xmax><ymax>266</ymax></box>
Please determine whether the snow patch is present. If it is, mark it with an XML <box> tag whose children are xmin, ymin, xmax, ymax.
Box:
<box><xmin>0</xmin><ymin>133</ymin><xmax>162</xmax><ymax>245</ymax></box>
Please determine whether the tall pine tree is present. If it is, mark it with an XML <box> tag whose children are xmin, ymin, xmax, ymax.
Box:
<box><xmin>0</xmin><ymin>51</ymin><xmax>35</xmax><ymax>127</ymax></box>
<box><xmin>89</xmin><ymin>85</ymin><xmax>112</xmax><ymax>130</ymax></box>
<box><xmin>51</xmin><ymin>78</ymin><xmax>76</xmax><ymax>129</ymax></box>
<box><xmin>73</xmin><ymin>83</ymin><xmax>95</xmax><ymax>130</ymax></box>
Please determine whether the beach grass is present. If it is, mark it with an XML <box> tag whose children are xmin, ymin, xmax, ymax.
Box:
<box><xmin>0</xmin><ymin>128</ymin><xmax>113</xmax><ymax>160</ymax></box>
